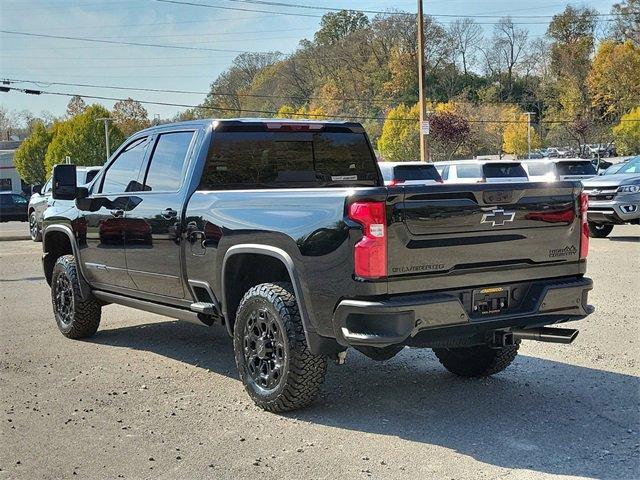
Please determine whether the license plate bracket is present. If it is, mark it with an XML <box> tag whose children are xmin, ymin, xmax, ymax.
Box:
<box><xmin>472</xmin><ymin>287</ymin><xmax>510</xmax><ymax>316</ymax></box>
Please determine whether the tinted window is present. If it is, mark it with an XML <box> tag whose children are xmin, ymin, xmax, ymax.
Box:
<box><xmin>393</xmin><ymin>165</ymin><xmax>442</xmax><ymax>182</ymax></box>
<box><xmin>12</xmin><ymin>194</ymin><xmax>27</xmax><ymax>204</ymax></box>
<box><xmin>100</xmin><ymin>138</ymin><xmax>148</xmax><ymax>194</ymax></box>
<box><xmin>0</xmin><ymin>194</ymin><xmax>11</xmax><ymax>205</ymax></box>
<box><xmin>456</xmin><ymin>164</ymin><xmax>482</xmax><ymax>178</ymax></box>
<box><xmin>84</xmin><ymin>170</ymin><xmax>99</xmax><ymax>184</ymax></box>
<box><xmin>556</xmin><ymin>161</ymin><xmax>596</xmax><ymax>176</ymax></box>
<box><xmin>483</xmin><ymin>163</ymin><xmax>527</xmax><ymax>178</ymax></box>
<box><xmin>526</xmin><ymin>163</ymin><xmax>554</xmax><ymax>177</ymax></box>
<box><xmin>201</xmin><ymin>131</ymin><xmax>378</xmax><ymax>189</ymax></box>
<box><xmin>43</xmin><ymin>178</ymin><xmax>52</xmax><ymax>193</ymax></box>
<box><xmin>144</xmin><ymin>131</ymin><xmax>194</xmax><ymax>191</ymax></box>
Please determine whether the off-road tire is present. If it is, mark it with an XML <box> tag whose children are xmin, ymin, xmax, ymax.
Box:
<box><xmin>29</xmin><ymin>212</ymin><xmax>42</xmax><ymax>242</ymax></box>
<box><xmin>51</xmin><ymin>255</ymin><xmax>101</xmax><ymax>339</ymax></box>
<box><xmin>588</xmin><ymin>222</ymin><xmax>613</xmax><ymax>238</ymax></box>
<box><xmin>233</xmin><ymin>282</ymin><xmax>327</xmax><ymax>412</ymax></box>
<box><xmin>433</xmin><ymin>344</ymin><xmax>519</xmax><ymax>377</ymax></box>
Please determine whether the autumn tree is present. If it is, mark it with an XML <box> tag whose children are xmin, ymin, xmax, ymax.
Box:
<box><xmin>13</xmin><ymin>121</ymin><xmax>51</xmax><ymax>184</ymax></box>
<box><xmin>613</xmin><ymin>107</ymin><xmax>640</xmax><ymax>154</ymax></box>
<box><xmin>112</xmin><ymin>98</ymin><xmax>151</xmax><ymax>137</ymax></box>
<box><xmin>587</xmin><ymin>40</ymin><xmax>640</xmax><ymax>121</ymax></box>
<box><xmin>609</xmin><ymin>0</ymin><xmax>640</xmax><ymax>45</ymax></box>
<box><xmin>44</xmin><ymin>105</ymin><xmax>125</xmax><ymax>176</ymax></box>
<box><xmin>429</xmin><ymin>111</ymin><xmax>470</xmax><ymax>160</ymax></box>
<box><xmin>314</xmin><ymin>10</ymin><xmax>369</xmax><ymax>46</ymax></box>
<box><xmin>503</xmin><ymin>114</ymin><xmax>542</xmax><ymax>157</ymax></box>
<box><xmin>66</xmin><ymin>96</ymin><xmax>87</xmax><ymax>118</ymax></box>
<box><xmin>377</xmin><ymin>104</ymin><xmax>420</xmax><ymax>161</ymax></box>
<box><xmin>448</xmin><ymin>19</ymin><xmax>482</xmax><ymax>76</ymax></box>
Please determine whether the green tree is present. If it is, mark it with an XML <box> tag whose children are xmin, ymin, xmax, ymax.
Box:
<box><xmin>613</xmin><ymin>107</ymin><xmax>640</xmax><ymax>154</ymax></box>
<box><xmin>503</xmin><ymin>114</ymin><xmax>542</xmax><ymax>157</ymax></box>
<box><xmin>377</xmin><ymin>104</ymin><xmax>420</xmax><ymax>161</ymax></box>
<box><xmin>13</xmin><ymin>121</ymin><xmax>52</xmax><ymax>184</ymax></box>
<box><xmin>112</xmin><ymin>98</ymin><xmax>151</xmax><ymax>137</ymax></box>
<box><xmin>44</xmin><ymin>105</ymin><xmax>125</xmax><ymax>176</ymax></box>
<box><xmin>314</xmin><ymin>10</ymin><xmax>369</xmax><ymax>46</ymax></box>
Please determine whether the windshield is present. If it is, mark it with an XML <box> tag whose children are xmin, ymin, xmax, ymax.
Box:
<box><xmin>617</xmin><ymin>157</ymin><xmax>640</xmax><ymax>174</ymax></box>
<box><xmin>556</xmin><ymin>161</ymin><xmax>596</xmax><ymax>176</ymax></box>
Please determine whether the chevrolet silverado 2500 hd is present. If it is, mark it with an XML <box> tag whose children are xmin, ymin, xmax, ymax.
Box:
<box><xmin>43</xmin><ymin>119</ymin><xmax>594</xmax><ymax>412</ymax></box>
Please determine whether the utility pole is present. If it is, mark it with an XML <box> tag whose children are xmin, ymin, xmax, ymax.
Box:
<box><xmin>525</xmin><ymin>112</ymin><xmax>535</xmax><ymax>159</ymax></box>
<box><xmin>96</xmin><ymin>117</ymin><xmax>113</xmax><ymax>162</ymax></box>
<box><xmin>417</xmin><ymin>0</ymin><xmax>429</xmax><ymax>162</ymax></box>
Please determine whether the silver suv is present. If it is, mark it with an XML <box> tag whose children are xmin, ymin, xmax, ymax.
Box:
<box><xmin>582</xmin><ymin>156</ymin><xmax>640</xmax><ymax>237</ymax></box>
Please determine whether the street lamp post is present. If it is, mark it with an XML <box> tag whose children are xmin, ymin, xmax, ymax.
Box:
<box><xmin>525</xmin><ymin>112</ymin><xmax>535</xmax><ymax>159</ymax></box>
<box><xmin>96</xmin><ymin>117</ymin><xmax>113</xmax><ymax>162</ymax></box>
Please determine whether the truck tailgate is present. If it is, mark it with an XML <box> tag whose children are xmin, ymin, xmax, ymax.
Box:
<box><xmin>387</xmin><ymin>182</ymin><xmax>583</xmax><ymax>284</ymax></box>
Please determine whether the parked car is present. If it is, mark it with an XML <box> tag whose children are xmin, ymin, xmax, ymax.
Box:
<box><xmin>436</xmin><ymin>160</ymin><xmax>529</xmax><ymax>184</ymax></box>
<box><xmin>378</xmin><ymin>161</ymin><xmax>443</xmax><ymax>185</ymax></box>
<box><xmin>601</xmin><ymin>156</ymin><xmax>637</xmax><ymax>176</ymax></box>
<box><xmin>546</xmin><ymin>147</ymin><xmax>575</xmax><ymax>159</ymax></box>
<box><xmin>522</xmin><ymin>159</ymin><xmax>597</xmax><ymax>182</ymax></box>
<box><xmin>0</xmin><ymin>191</ymin><xmax>29</xmax><ymax>222</ymax></box>
<box><xmin>587</xmin><ymin>143</ymin><xmax>616</xmax><ymax>159</ymax></box>
<box><xmin>582</xmin><ymin>156</ymin><xmax>640</xmax><ymax>237</ymax></box>
<box><xmin>28</xmin><ymin>166</ymin><xmax>102</xmax><ymax>241</ymax></box>
<box><xmin>42</xmin><ymin>118</ymin><xmax>593</xmax><ymax>412</ymax></box>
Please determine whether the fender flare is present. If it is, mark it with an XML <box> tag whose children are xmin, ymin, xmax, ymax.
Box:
<box><xmin>221</xmin><ymin>244</ymin><xmax>318</xmax><ymax>347</ymax></box>
<box><xmin>42</xmin><ymin>224</ymin><xmax>91</xmax><ymax>300</ymax></box>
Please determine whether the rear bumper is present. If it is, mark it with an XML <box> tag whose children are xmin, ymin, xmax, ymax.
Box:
<box><xmin>332</xmin><ymin>276</ymin><xmax>593</xmax><ymax>348</ymax></box>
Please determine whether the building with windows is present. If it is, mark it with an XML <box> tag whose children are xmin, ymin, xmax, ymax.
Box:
<box><xmin>0</xmin><ymin>141</ymin><xmax>26</xmax><ymax>194</ymax></box>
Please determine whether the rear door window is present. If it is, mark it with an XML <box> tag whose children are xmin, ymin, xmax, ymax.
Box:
<box><xmin>143</xmin><ymin>131</ymin><xmax>195</xmax><ymax>192</ymax></box>
<box><xmin>483</xmin><ymin>163</ymin><xmax>527</xmax><ymax>178</ymax></box>
<box><xmin>556</xmin><ymin>161</ymin><xmax>597</xmax><ymax>176</ymax></box>
<box><xmin>201</xmin><ymin>131</ymin><xmax>378</xmax><ymax>189</ymax></box>
<box><xmin>393</xmin><ymin>165</ymin><xmax>442</xmax><ymax>182</ymax></box>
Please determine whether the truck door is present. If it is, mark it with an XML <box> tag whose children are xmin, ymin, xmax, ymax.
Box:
<box><xmin>77</xmin><ymin>136</ymin><xmax>150</xmax><ymax>289</ymax></box>
<box><xmin>124</xmin><ymin>130</ymin><xmax>197</xmax><ymax>299</ymax></box>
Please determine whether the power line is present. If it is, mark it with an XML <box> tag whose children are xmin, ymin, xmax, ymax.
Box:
<box><xmin>155</xmin><ymin>0</ymin><xmax>632</xmax><ymax>19</ymax></box>
<box><xmin>3</xmin><ymin>85</ymin><xmax>635</xmax><ymax>124</ymax></box>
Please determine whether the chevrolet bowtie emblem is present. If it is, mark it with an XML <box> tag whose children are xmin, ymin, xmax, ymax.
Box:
<box><xmin>481</xmin><ymin>208</ymin><xmax>516</xmax><ymax>227</ymax></box>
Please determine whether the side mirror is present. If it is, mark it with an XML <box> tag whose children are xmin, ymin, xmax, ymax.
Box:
<box><xmin>31</xmin><ymin>184</ymin><xmax>43</xmax><ymax>195</ymax></box>
<box><xmin>52</xmin><ymin>164</ymin><xmax>77</xmax><ymax>200</ymax></box>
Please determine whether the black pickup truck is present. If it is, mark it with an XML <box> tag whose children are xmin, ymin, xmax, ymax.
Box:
<box><xmin>43</xmin><ymin>119</ymin><xmax>594</xmax><ymax>412</ymax></box>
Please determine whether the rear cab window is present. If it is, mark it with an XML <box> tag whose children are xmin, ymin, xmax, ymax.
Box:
<box><xmin>456</xmin><ymin>164</ymin><xmax>482</xmax><ymax>179</ymax></box>
<box><xmin>556</xmin><ymin>161</ymin><xmax>597</xmax><ymax>176</ymax></box>
<box><xmin>392</xmin><ymin>164</ymin><xmax>442</xmax><ymax>182</ymax></box>
<box><xmin>200</xmin><ymin>125</ymin><xmax>379</xmax><ymax>189</ymax></box>
<box><xmin>483</xmin><ymin>163</ymin><xmax>527</xmax><ymax>179</ymax></box>
<box><xmin>525</xmin><ymin>162</ymin><xmax>554</xmax><ymax>177</ymax></box>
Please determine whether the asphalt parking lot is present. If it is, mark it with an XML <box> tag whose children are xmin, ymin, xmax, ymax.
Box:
<box><xmin>1</xmin><ymin>227</ymin><xmax>638</xmax><ymax>479</ymax></box>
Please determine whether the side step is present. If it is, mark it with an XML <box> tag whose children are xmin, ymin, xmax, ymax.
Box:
<box><xmin>93</xmin><ymin>290</ymin><xmax>213</xmax><ymax>326</ymax></box>
<box><xmin>190</xmin><ymin>302</ymin><xmax>218</xmax><ymax>315</ymax></box>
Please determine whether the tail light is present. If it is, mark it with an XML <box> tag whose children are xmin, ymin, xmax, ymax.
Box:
<box><xmin>579</xmin><ymin>192</ymin><xmax>589</xmax><ymax>259</ymax></box>
<box><xmin>348</xmin><ymin>201</ymin><xmax>387</xmax><ymax>279</ymax></box>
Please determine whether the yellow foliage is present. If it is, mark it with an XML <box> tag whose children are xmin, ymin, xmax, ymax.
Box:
<box><xmin>613</xmin><ymin>107</ymin><xmax>640</xmax><ymax>155</ymax></box>
<box><xmin>275</xmin><ymin>105</ymin><xmax>327</xmax><ymax>120</ymax></box>
<box><xmin>377</xmin><ymin>104</ymin><xmax>420</xmax><ymax>161</ymax></box>
<box><xmin>502</xmin><ymin>114</ymin><xmax>542</xmax><ymax>158</ymax></box>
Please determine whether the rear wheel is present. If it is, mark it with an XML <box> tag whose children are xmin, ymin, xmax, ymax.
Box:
<box><xmin>588</xmin><ymin>222</ymin><xmax>613</xmax><ymax>238</ymax></box>
<box><xmin>434</xmin><ymin>344</ymin><xmax>519</xmax><ymax>377</ymax></box>
<box><xmin>233</xmin><ymin>282</ymin><xmax>327</xmax><ymax>412</ymax></box>
<box><xmin>51</xmin><ymin>255</ymin><xmax>101</xmax><ymax>339</ymax></box>
<box><xmin>29</xmin><ymin>212</ymin><xmax>42</xmax><ymax>242</ymax></box>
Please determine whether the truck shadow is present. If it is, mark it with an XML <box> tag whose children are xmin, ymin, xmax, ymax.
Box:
<box><xmin>92</xmin><ymin>320</ymin><xmax>639</xmax><ymax>479</ymax></box>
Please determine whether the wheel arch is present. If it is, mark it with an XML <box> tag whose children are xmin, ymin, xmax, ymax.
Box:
<box><xmin>221</xmin><ymin>244</ymin><xmax>314</xmax><ymax>344</ymax></box>
<box><xmin>42</xmin><ymin>225</ymin><xmax>90</xmax><ymax>298</ymax></box>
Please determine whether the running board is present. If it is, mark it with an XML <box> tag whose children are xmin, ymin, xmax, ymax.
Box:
<box><xmin>190</xmin><ymin>302</ymin><xmax>218</xmax><ymax>315</ymax></box>
<box><xmin>93</xmin><ymin>290</ymin><xmax>213</xmax><ymax>326</ymax></box>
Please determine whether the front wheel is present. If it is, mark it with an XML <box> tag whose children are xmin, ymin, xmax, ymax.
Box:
<box><xmin>29</xmin><ymin>212</ymin><xmax>42</xmax><ymax>242</ymax></box>
<box><xmin>433</xmin><ymin>344</ymin><xmax>519</xmax><ymax>377</ymax></box>
<box><xmin>233</xmin><ymin>282</ymin><xmax>327</xmax><ymax>412</ymax></box>
<box><xmin>51</xmin><ymin>255</ymin><xmax>101</xmax><ymax>339</ymax></box>
<box><xmin>588</xmin><ymin>222</ymin><xmax>613</xmax><ymax>238</ymax></box>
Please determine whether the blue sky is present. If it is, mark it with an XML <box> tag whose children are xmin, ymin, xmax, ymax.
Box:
<box><xmin>0</xmin><ymin>0</ymin><xmax>618</xmax><ymax>120</ymax></box>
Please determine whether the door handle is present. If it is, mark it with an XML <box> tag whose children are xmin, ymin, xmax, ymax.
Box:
<box><xmin>110</xmin><ymin>209</ymin><xmax>124</xmax><ymax>218</ymax></box>
<box><xmin>161</xmin><ymin>208</ymin><xmax>177</xmax><ymax>220</ymax></box>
